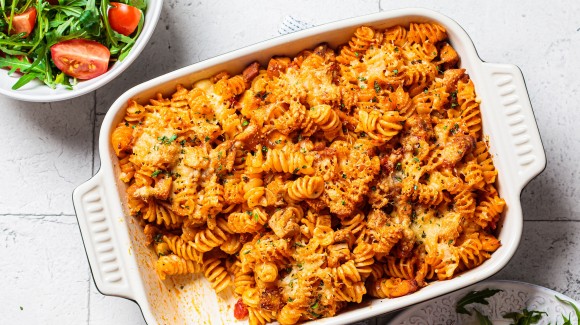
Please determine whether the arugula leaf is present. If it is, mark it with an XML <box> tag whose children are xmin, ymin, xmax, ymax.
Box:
<box><xmin>474</xmin><ymin>309</ymin><xmax>493</xmax><ymax>325</ymax></box>
<box><xmin>124</xmin><ymin>0</ymin><xmax>146</xmax><ymax>10</ymax></box>
<box><xmin>456</xmin><ymin>289</ymin><xmax>502</xmax><ymax>315</ymax></box>
<box><xmin>555</xmin><ymin>296</ymin><xmax>580</xmax><ymax>325</ymax></box>
<box><xmin>503</xmin><ymin>309</ymin><xmax>547</xmax><ymax>325</ymax></box>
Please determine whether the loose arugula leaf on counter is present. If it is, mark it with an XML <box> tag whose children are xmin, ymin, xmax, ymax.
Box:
<box><xmin>456</xmin><ymin>289</ymin><xmax>502</xmax><ymax>315</ymax></box>
<box><xmin>503</xmin><ymin>309</ymin><xmax>547</xmax><ymax>325</ymax></box>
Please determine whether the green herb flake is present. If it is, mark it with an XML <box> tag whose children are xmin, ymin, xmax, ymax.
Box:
<box><xmin>151</xmin><ymin>170</ymin><xmax>162</xmax><ymax>178</ymax></box>
<box><xmin>450</xmin><ymin>123</ymin><xmax>460</xmax><ymax>135</ymax></box>
<box><xmin>154</xmin><ymin>233</ymin><xmax>163</xmax><ymax>243</ymax></box>
<box><xmin>242</xmin><ymin>120</ymin><xmax>249</xmax><ymax>127</ymax></box>
<box><xmin>341</xmin><ymin>200</ymin><xmax>346</xmax><ymax>206</ymax></box>
<box><xmin>393</xmin><ymin>69</ymin><xmax>399</xmax><ymax>75</ymax></box>
<box><xmin>204</xmin><ymin>136</ymin><xmax>210</xmax><ymax>142</ymax></box>
<box><xmin>374</xmin><ymin>80</ymin><xmax>381</xmax><ymax>94</ymax></box>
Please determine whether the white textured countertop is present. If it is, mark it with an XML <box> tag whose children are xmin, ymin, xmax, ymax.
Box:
<box><xmin>1</xmin><ymin>0</ymin><xmax>579</xmax><ymax>324</ymax></box>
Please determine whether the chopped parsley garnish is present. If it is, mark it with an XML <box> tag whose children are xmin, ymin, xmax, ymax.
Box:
<box><xmin>242</xmin><ymin>120</ymin><xmax>249</xmax><ymax>127</ymax></box>
<box><xmin>450</xmin><ymin>123</ymin><xmax>460</xmax><ymax>135</ymax></box>
<box><xmin>262</xmin><ymin>145</ymin><xmax>268</xmax><ymax>152</ymax></box>
<box><xmin>374</xmin><ymin>80</ymin><xmax>381</xmax><ymax>93</ymax></box>
<box><xmin>158</xmin><ymin>134</ymin><xmax>178</xmax><ymax>145</ymax></box>
<box><xmin>151</xmin><ymin>170</ymin><xmax>162</xmax><ymax>178</ymax></box>
<box><xmin>393</xmin><ymin>69</ymin><xmax>399</xmax><ymax>75</ymax></box>
<box><xmin>395</xmin><ymin>162</ymin><xmax>402</xmax><ymax>171</ymax></box>
<box><xmin>204</xmin><ymin>136</ymin><xmax>210</xmax><ymax>142</ymax></box>
<box><xmin>358</xmin><ymin>76</ymin><xmax>367</xmax><ymax>82</ymax></box>
<box><xmin>341</xmin><ymin>200</ymin><xmax>346</xmax><ymax>206</ymax></box>
<box><xmin>154</xmin><ymin>233</ymin><xmax>163</xmax><ymax>243</ymax></box>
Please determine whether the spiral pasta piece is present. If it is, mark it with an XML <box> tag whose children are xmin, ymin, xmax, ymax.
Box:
<box><xmin>163</xmin><ymin>234</ymin><xmax>203</xmax><ymax>263</ymax></box>
<box><xmin>369</xmin><ymin>277</ymin><xmax>419</xmax><ymax>299</ymax></box>
<box><xmin>186</xmin><ymin>218</ymin><xmax>231</xmax><ymax>252</ymax></box>
<box><xmin>336</xmin><ymin>26</ymin><xmax>375</xmax><ymax>64</ymax></box>
<box><xmin>308</xmin><ymin>104</ymin><xmax>342</xmax><ymax>140</ymax></box>
<box><xmin>156</xmin><ymin>254</ymin><xmax>203</xmax><ymax>280</ymax></box>
<box><xmin>407</xmin><ymin>23</ymin><xmax>447</xmax><ymax>44</ymax></box>
<box><xmin>263</xmin><ymin>148</ymin><xmax>315</xmax><ymax>175</ymax></box>
<box><xmin>203</xmin><ymin>257</ymin><xmax>231</xmax><ymax>293</ymax></box>
<box><xmin>287</xmin><ymin>175</ymin><xmax>324</xmax><ymax>201</ymax></box>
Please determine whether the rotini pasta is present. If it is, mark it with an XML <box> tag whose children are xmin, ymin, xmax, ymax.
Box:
<box><xmin>113</xmin><ymin>22</ymin><xmax>504</xmax><ymax>325</ymax></box>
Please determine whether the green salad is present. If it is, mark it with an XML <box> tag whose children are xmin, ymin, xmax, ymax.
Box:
<box><xmin>0</xmin><ymin>0</ymin><xmax>147</xmax><ymax>90</ymax></box>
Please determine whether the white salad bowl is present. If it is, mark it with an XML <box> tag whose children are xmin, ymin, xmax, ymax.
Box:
<box><xmin>0</xmin><ymin>0</ymin><xmax>163</xmax><ymax>102</ymax></box>
<box><xmin>73</xmin><ymin>8</ymin><xmax>546</xmax><ymax>325</ymax></box>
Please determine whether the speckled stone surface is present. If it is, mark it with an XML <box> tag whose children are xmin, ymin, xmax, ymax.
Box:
<box><xmin>1</xmin><ymin>0</ymin><xmax>579</xmax><ymax>324</ymax></box>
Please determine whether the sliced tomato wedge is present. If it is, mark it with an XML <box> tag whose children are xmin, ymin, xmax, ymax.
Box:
<box><xmin>108</xmin><ymin>2</ymin><xmax>142</xmax><ymax>36</ymax></box>
<box><xmin>51</xmin><ymin>39</ymin><xmax>111</xmax><ymax>80</ymax></box>
<box><xmin>9</xmin><ymin>7</ymin><xmax>37</xmax><ymax>37</ymax></box>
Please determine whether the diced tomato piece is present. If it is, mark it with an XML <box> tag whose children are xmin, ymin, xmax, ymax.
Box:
<box><xmin>233</xmin><ymin>299</ymin><xmax>248</xmax><ymax>320</ymax></box>
<box><xmin>9</xmin><ymin>7</ymin><xmax>37</xmax><ymax>37</ymax></box>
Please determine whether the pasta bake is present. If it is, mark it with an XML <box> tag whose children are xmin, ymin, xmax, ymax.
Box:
<box><xmin>111</xmin><ymin>22</ymin><xmax>505</xmax><ymax>325</ymax></box>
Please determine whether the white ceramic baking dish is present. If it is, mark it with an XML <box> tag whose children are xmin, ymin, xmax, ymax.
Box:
<box><xmin>73</xmin><ymin>8</ymin><xmax>546</xmax><ymax>324</ymax></box>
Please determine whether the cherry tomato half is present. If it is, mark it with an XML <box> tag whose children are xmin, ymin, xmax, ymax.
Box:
<box><xmin>9</xmin><ymin>7</ymin><xmax>37</xmax><ymax>37</ymax></box>
<box><xmin>108</xmin><ymin>2</ymin><xmax>141</xmax><ymax>36</ymax></box>
<box><xmin>51</xmin><ymin>39</ymin><xmax>111</xmax><ymax>80</ymax></box>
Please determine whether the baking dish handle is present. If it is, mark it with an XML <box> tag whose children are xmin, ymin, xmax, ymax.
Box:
<box><xmin>481</xmin><ymin>62</ymin><xmax>546</xmax><ymax>190</ymax></box>
<box><xmin>73</xmin><ymin>171</ymin><xmax>134</xmax><ymax>300</ymax></box>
